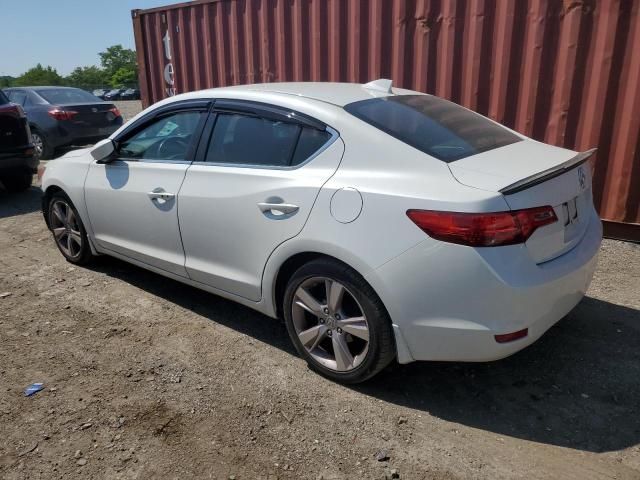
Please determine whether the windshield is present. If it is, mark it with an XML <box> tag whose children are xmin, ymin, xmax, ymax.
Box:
<box><xmin>36</xmin><ymin>88</ymin><xmax>102</xmax><ymax>105</ymax></box>
<box><xmin>344</xmin><ymin>95</ymin><xmax>521</xmax><ymax>162</ymax></box>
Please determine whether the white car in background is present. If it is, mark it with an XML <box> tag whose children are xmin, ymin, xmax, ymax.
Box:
<box><xmin>41</xmin><ymin>80</ymin><xmax>602</xmax><ymax>383</ymax></box>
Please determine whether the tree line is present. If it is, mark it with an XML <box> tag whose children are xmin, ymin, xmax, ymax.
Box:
<box><xmin>0</xmin><ymin>45</ymin><xmax>138</xmax><ymax>91</ymax></box>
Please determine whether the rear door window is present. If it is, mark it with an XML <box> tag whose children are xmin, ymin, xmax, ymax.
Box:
<box><xmin>344</xmin><ymin>95</ymin><xmax>521</xmax><ymax>162</ymax></box>
<box><xmin>205</xmin><ymin>113</ymin><xmax>331</xmax><ymax>167</ymax></box>
<box><xmin>0</xmin><ymin>90</ymin><xmax>9</xmax><ymax>105</ymax></box>
<box><xmin>7</xmin><ymin>91</ymin><xmax>27</xmax><ymax>106</ymax></box>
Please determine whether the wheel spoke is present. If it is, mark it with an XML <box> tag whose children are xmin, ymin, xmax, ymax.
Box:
<box><xmin>332</xmin><ymin>335</ymin><xmax>354</xmax><ymax>371</ymax></box>
<box><xmin>52</xmin><ymin>204</ymin><xmax>65</xmax><ymax>224</ymax></box>
<box><xmin>66</xmin><ymin>206</ymin><xmax>75</xmax><ymax>225</ymax></box>
<box><xmin>69</xmin><ymin>230</ymin><xmax>82</xmax><ymax>247</ymax></box>
<box><xmin>66</xmin><ymin>234</ymin><xmax>73</xmax><ymax>254</ymax></box>
<box><xmin>337</xmin><ymin>316</ymin><xmax>369</xmax><ymax>341</ymax></box>
<box><xmin>298</xmin><ymin>324</ymin><xmax>327</xmax><ymax>351</ymax></box>
<box><xmin>325</xmin><ymin>279</ymin><xmax>345</xmax><ymax>313</ymax></box>
<box><xmin>295</xmin><ymin>288</ymin><xmax>323</xmax><ymax>317</ymax></box>
<box><xmin>53</xmin><ymin>227</ymin><xmax>66</xmax><ymax>239</ymax></box>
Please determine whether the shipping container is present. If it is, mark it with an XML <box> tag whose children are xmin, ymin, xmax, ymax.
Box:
<box><xmin>132</xmin><ymin>0</ymin><xmax>640</xmax><ymax>241</ymax></box>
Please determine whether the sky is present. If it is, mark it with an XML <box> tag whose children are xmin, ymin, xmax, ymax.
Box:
<box><xmin>0</xmin><ymin>0</ymin><xmax>189</xmax><ymax>77</ymax></box>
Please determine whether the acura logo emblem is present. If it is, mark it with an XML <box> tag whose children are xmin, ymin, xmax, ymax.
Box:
<box><xmin>577</xmin><ymin>166</ymin><xmax>586</xmax><ymax>190</ymax></box>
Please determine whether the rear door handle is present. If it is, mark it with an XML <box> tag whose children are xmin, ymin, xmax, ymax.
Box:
<box><xmin>258</xmin><ymin>202</ymin><xmax>299</xmax><ymax>217</ymax></box>
<box><xmin>147</xmin><ymin>189</ymin><xmax>175</xmax><ymax>201</ymax></box>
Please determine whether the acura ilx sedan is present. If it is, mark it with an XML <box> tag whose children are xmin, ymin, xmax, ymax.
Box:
<box><xmin>41</xmin><ymin>80</ymin><xmax>602</xmax><ymax>383</ymax></box>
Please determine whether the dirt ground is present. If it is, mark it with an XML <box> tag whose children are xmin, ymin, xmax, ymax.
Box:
<box><xmin>1</xmin><ymin>179</ymin><xmax>639</xmax><ymax>479</ymax></box>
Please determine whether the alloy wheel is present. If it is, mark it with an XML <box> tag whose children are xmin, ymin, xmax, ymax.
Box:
<box><xmin>291</xmin><ymin>277</ymin><xmax>370</xmax><ymax>372</ymax></box>
<box><xmin>31</xmin><ymin>132</ymin><xmax>44</xmax><ymax>159</ymax></box>
<box><xmin>50</xmin><ymin>200</ymin><xmax>83</xmax><ymax>259</ymax></box>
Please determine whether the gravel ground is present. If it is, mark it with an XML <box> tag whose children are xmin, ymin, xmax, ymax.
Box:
<box><xmin>0</xmin><ymin>181</ymin><xmax>639</xmax><ymax>479</ymax></box>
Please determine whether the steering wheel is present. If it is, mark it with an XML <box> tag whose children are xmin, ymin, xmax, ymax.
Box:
<box><xmin>156</xmin><ymin>136</ymin><xmax>190</xmax><ymax>160</ymax></box>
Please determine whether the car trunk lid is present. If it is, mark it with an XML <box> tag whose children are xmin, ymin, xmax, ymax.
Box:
<box><xmin>448</xmin><ymin>139</ymin><xmax>596</xmax><ymax>263</ymax></box>
<box><xmin>56</xmin><ymin>102</ymin><xmax>119</xmax><ymax>127</ymax></box>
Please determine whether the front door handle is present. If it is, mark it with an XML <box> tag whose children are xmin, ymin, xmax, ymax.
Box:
<box><xmin>258</xmin><ymin>201</ymin><xmax>299</xmax><ymax>217</ymax></box>
<box><xmin>147</xmin><ymin>189</ymin><xmax>175</xmax><ymax>201</ymax></box>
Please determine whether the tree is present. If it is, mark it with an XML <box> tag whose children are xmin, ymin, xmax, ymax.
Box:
<box><xmin>65</xmin><ymin>66</ymin><xmax>108</xmax><ymax>89</ymax></box>
<box><xmin>14</xmin><ymin>64</ymin><xmax>64</xmax><ymax>86</ymax></box>
<box><xmin>0</xmin><ymin>76</ymin><xmax>15</xmax><ymax>88</ymax></box>
<box><xmin>99</xmin><ymin>45</ymin><xmax>138</xmax><ymax>86</ymax></box>
<box><xmin>110</xmin><ymin>67</ymin><xmax>138</xmax><ymax>88</ymax></box>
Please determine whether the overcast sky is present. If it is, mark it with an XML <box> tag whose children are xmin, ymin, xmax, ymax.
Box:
<box><xmin>0</xmin><ymin>0</ymin><xmax>188</xmax><ymax>77</ymax></box>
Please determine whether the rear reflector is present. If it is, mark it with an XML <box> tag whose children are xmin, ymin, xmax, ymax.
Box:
<box><xmin>48</xmin><ymin>108</ymin><xmax>78</xmax><ymax>121</ymax></box>
<box><xmin>494</xmin><ymin>329</ymin><xmax>528</xmax><ymax>343</ymax></box>
<box><xmin>406</xmin><ymin>206</ymin><xmax>557</xmax><ymax>247</ymax></box>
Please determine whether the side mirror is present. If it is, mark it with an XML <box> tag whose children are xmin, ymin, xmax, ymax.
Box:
<box><xmin>91</xmin><ymin>138</ymin><xmax>116</xmax><ymax>164</ymax></box>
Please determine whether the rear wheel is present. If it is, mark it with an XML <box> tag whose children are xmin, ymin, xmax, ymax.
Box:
<box><xmin>31</xmin><ymin>130</ymin><xmax>53</xmax><ymax>160</ymax></box>
<box><xmin>283</xmin><ymin>258</ymin><xmax>396</xmax><ymax>383</ymax></box>
<box><xmin>47</xmin><ymin>192</ymin><xmax>94</xmax><ymax>265</ymax></box>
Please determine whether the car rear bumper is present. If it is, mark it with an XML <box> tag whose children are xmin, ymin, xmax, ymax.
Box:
<box><xmin>367</xmin><ymin>206</ymin><xmax>602</xmax><ymax>363</ymax></box>
<box><xmin>46</xmin><ymin>122</ymin><xmax>122</xmax><ymax>149</ymax></box>
<box><xmin>0</xmin><ymin>146</ymin><xmax>38</xmax><ymax>172</ymax></box>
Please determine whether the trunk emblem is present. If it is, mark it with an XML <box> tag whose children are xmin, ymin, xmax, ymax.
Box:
<box><xmin>91</xmin><ymin>107</ymin><xmax>98</xmax><ymax>113</ymax></box>
<box><xmin>578</xmin><ymin>166</ymin><xmax>586</xmax><ymax>190</ymax></box>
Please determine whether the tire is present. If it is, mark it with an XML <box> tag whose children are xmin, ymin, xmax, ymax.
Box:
<box><xmin>31</xmin><ymin>129</ymin><xmax>53</xmax><ymax>160</ymax></box>
<box><xmin>47</xmin><ymin>191</ymin><xmax>94</xmax><ymax>265</ymax></box>
<box><xmin>1</xmin><ymin>171</ymin><xmax>32</xmax><ymax>192</ymax></box>
<box><xmin>283</xmin><ymin>258</ymin><xmax>396</xmax><ymax>383</ymax></box>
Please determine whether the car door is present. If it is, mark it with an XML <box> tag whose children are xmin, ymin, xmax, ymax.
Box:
<box><xmin>84</xmin><ymin>100</ymin><xmax>209</xmax><ymax>276</ymax></box>
<box><xmin>178</xmin><ymin>99</ymin><xmax>344</xmax><ymax>301</ymax></box>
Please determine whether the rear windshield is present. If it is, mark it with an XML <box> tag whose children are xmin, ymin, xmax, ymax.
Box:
<box><xmin>0</xmin><ymin>90</ymin><xmax>9</xmax><ymax>105</ymax></box>
<box><xmin>344</xmin><ymin>95</ymin><xmax>521</xmax><ymax>162</ymax></box>
<box><xmin>36</xmin><ymin>88</ymin><xmax>101</xmax><ymax>105</ymax></box>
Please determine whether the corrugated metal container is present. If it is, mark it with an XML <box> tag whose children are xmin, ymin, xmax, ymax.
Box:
<box><xmin>132</xmin><ymin>0</ymin><xmax>640</xmax><ymax>241</ymax></box>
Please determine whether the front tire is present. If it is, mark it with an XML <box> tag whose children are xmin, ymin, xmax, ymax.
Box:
<box><xmin>47</xmin><ymin>192</ymin><xmax>94</xmax><ymax>265</ymax></box>
<box><xmin>283</xmin><ymin>258</ymin><xmax>396</xmax><ymax>383</ymax></box>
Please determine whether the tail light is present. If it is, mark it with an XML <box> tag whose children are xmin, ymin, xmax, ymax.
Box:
<box><xmin>108</xmin><ymin>106</ymin><xmax>121</xmax><ymax>117</ymax></box>
<box><xmin>48</xmin><ymin>108</ymin><xmax>78</xmax><ymax>121</ymax></box>
<box><xmin>406</xmin><ymin>206</ymin><xmax>557</xmax><ymax>247</ymax></box>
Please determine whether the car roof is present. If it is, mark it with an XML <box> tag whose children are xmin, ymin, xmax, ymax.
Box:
<box><xmin>5</xmin><ymin>86</ymin><xmax>80</xmax><ymax>91</ymax></box>
<box><xmin>193</xmin><ymin>81</ymin><xmax>420</xmax><ymax>107</ymax></box>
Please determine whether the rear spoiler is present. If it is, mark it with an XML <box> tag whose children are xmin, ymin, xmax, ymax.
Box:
<box><xmin>499</xmin><ymin>148</ymin><xmax>597</xmax><ymax>195</ymax></box>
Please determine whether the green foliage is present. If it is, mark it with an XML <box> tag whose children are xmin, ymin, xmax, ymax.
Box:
<box><xmin>65</xmin><ymin>66</ymin><xmax>108</xmax><ymax>89</ymax></box>
<box><xmin>0</xmin><ymin>76</ymin><xmax>15</xmax><ymax>88</ymax></box>
<box><xmin>99</xmin><ymin>44</ymin><xmax>138</xmax><ymax>81</ymax></box>
<box><xmin>14</xmin><ymin>64</ymin><xmax>64</xmax><ymax>86</ymax></box>
<box><xmin>110</xmin><ymin>67</ymin><xmax>138</xmax><ymax>88</ymax></box>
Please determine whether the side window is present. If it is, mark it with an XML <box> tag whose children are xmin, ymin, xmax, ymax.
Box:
<box><xmin>7</xmin><ymin>91</ymin><xmax>27</xmax><ymax>106</ymax></box>
<box><xmin>118</xmin><ymin>111</ymin><xmax>203</xmax><ymax>161</ymax></box>
<box><xmin>204</xmin><ymin>112</ymin><xmax>332</xmax><ymax>167</ymax></box>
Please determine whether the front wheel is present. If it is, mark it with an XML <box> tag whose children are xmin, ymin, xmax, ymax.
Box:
<box><xmin>283</xmin><ymin>258</ymin><xmax>396</xmax><ymax>383</ymax></box>
<box><xmin>47</xmin><ymin>192</ymin><xmax>94</xmax><ymax>265</ymax></box>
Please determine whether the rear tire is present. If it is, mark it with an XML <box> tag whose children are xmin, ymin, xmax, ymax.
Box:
<box><xmin>1</xmin><ymin>171</ymin><xmax>32</xmax><ymax>192</ymax></box>
<box><xmin>283</xmin><ymin>258</ymin><xmax>396</xmax><ymax>384</ymax></box>
<box><xmin>47</xmin><ymin>191</ymin><xmax>94</xmax><ymax>265</ymax></box>
<box><xmin>31</xmin><ymin>129</ymin><xmax>53</xmax><ymax>160</ymax></box>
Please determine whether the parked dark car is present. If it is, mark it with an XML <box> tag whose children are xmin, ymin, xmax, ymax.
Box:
<box><xmin>0</xmin><ymin>90</ymin><xmax>37</xmax><ymax>192</ymax></box>
<box><xmin>3</xmin><ymin>87</ymin><xmax>123</xmax><ymax>160</ymax></box>
<box><xmin>103</xmin><ymin>88</ymin><xmax>125</xmax><ymax>101</ymax></box>
<box><xmin>92</xmin><ymin>88</ymin><xmax>108</xmax><ymax>100</ymax></box>
<box><xmin>120</xmin><ymin>88</ymin><xmax>140</xmax><ymax>100</ymax></box>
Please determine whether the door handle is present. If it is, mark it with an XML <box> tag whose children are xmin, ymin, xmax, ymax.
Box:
<box><xmin>147</xmin><ymin>189</ymin><xmax>175</xmax><ymax>201</ymax></box>
<box><xmin>258</xmin><ymin>201</ymin><xmax>299</xmax><ymax>217</ymax></box>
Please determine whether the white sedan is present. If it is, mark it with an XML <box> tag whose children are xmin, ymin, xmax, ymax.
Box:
<box><xmin>41</xmin><ymin>80</ymin><xmax>602</xmax><ymax>383</ymax></box>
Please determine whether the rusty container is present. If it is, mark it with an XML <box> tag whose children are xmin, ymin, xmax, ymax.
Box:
<box><xmin>132</xmin><ymin>0</ymin><xmax>640</xmax><ymax>240</ymax></box>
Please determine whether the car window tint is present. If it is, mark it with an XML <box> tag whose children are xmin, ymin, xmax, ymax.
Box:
<box><xmin>35</xmin><ymin>88</ymin><xmax>101</xmax><ymax>104</ymax></box>
<box><xmin>206</xmin><ymin>114</ymin><xmax>300</xmax><ymax>167</ymax></box>
<box><xmin>118</xmin><ymin>111</ymin><xmax>203</xmax><ymax>161</ymax></box>
<box><xmin>344</xmin><ymin>95</ymin><xmax>521</xmax><ymax>162</ymax></box>
<box><xmin>0</xmin><ymin>90</ymin><xmax>9</xmax><ymax>105</ymax></box>
<box><xmin>291</xmin><ymin>128</ymin><xmax>331</xmax><ymax>166</ymax></box>
<box><xmin>7</xmin><ymin>91</ymin><xmax>27</xmax><ymax>106</ymax></box>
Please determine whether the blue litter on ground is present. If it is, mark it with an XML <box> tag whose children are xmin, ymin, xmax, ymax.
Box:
<box><xmin>24</xmin><ymin>383</ymin><xmax>44</xmax><ymax>397</ymax></box>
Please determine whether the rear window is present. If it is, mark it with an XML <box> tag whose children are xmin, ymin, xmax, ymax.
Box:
<box><xmin>0</xmin><ymin>90</ymin><xmax>9</xmax><ymax>105</ymax></box>
<box><xmin>36</xmin><ymin>88</ymin><xmax>101</xmax><ymax>105</ymax></box>
<box><xmin>344</xmin><ymin>95</ymin><xmax>521</xmax><ymax>162</ymax></box>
